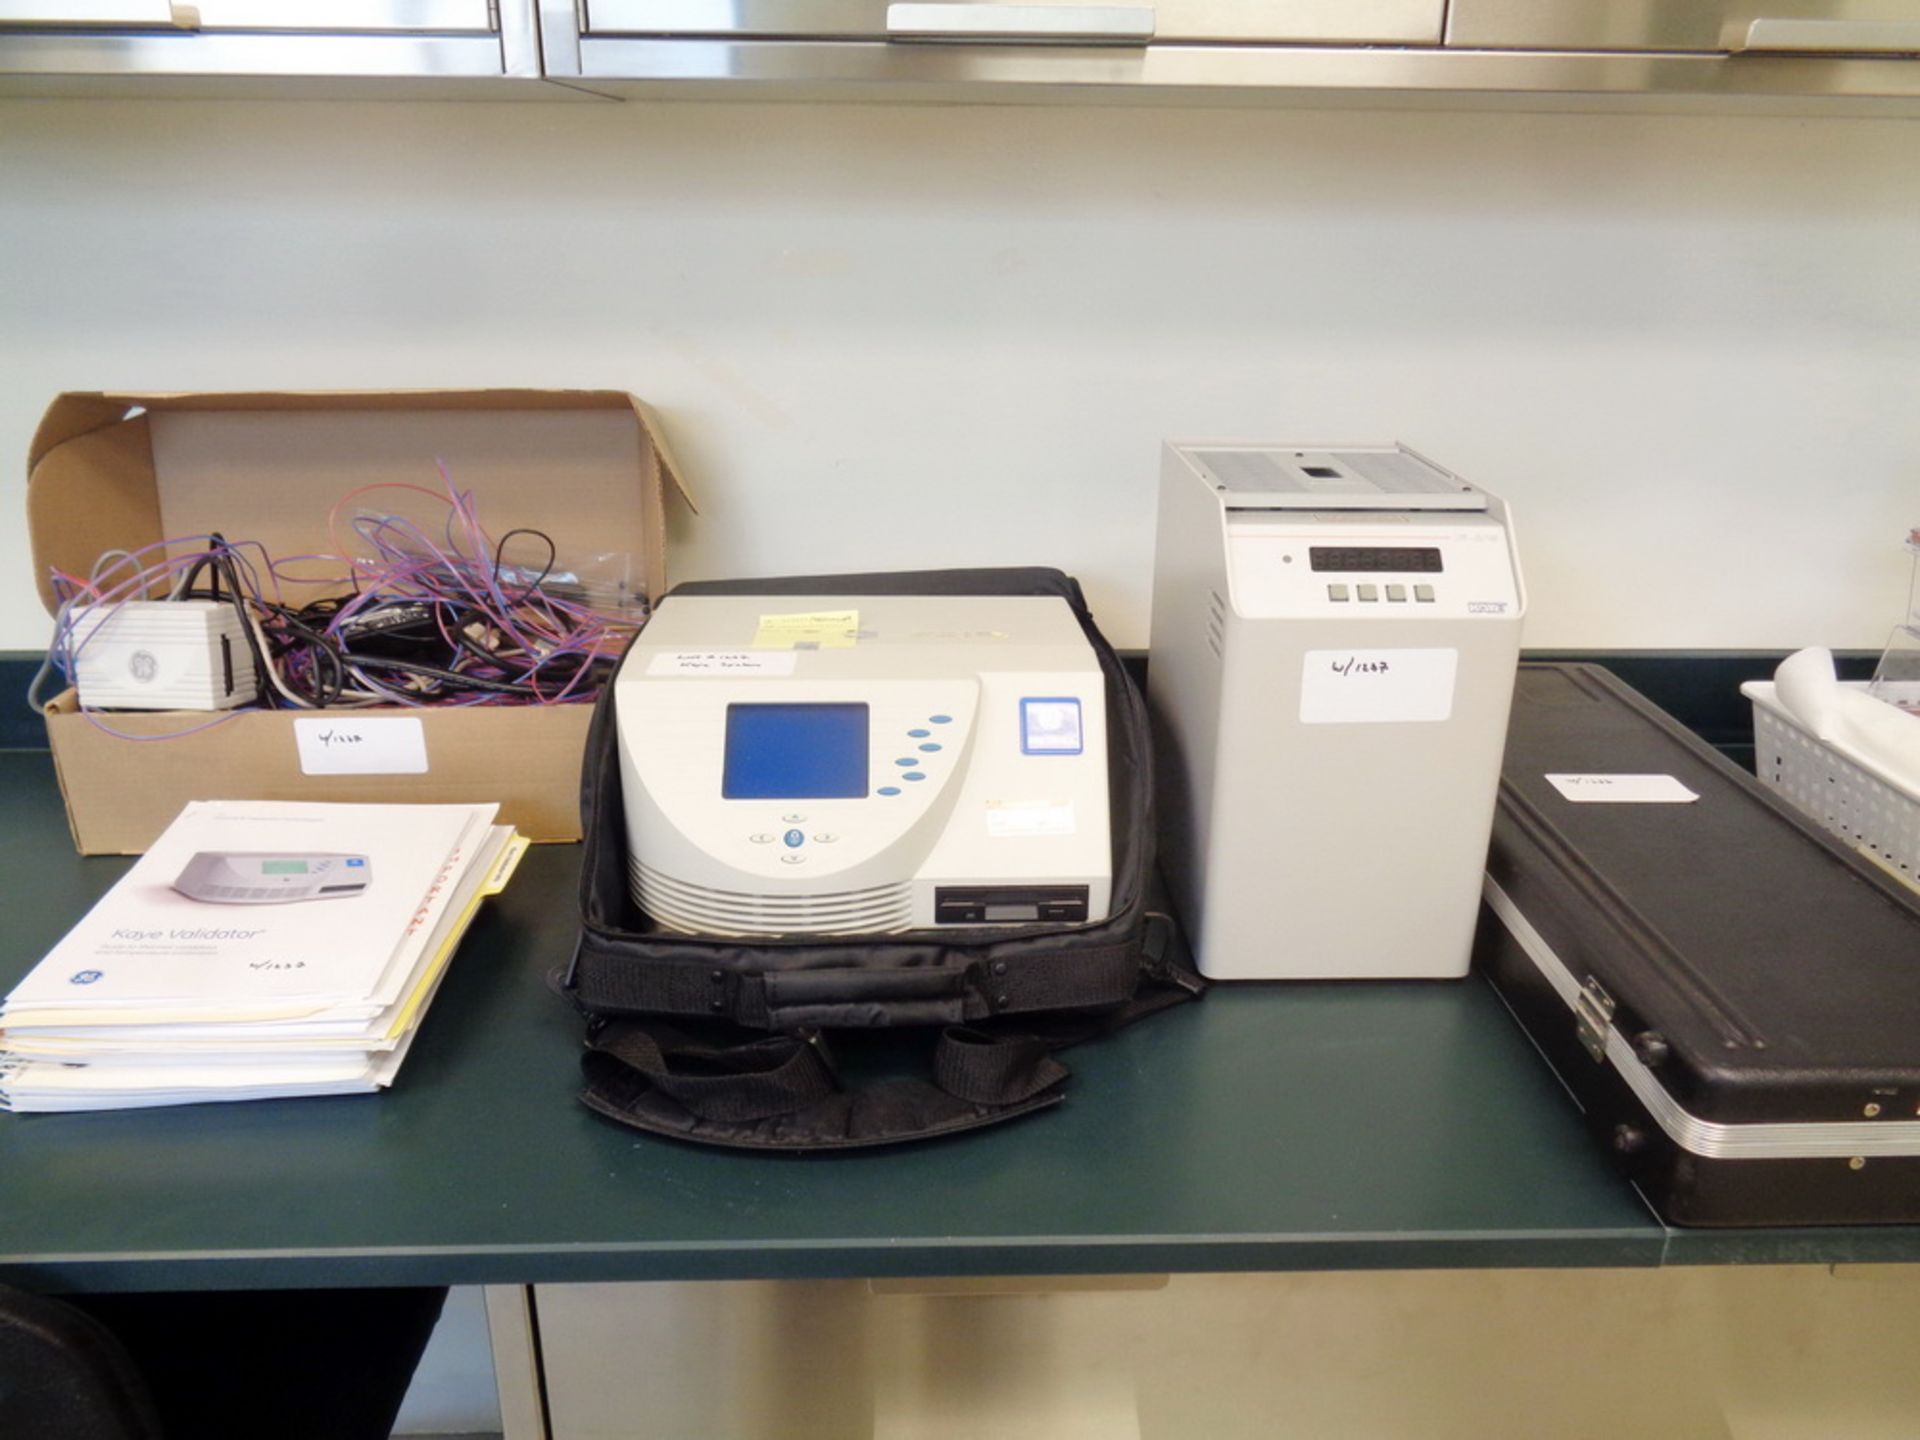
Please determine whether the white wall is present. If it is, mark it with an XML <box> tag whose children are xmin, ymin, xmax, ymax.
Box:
<box><xmin>1</xmin><ymin>98</ymin><xmax>1916</xmax><ymax>653</ymax></box>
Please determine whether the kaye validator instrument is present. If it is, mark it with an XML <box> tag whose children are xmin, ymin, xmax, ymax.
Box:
<box><xmin>173</xmin><ymin>852</ymin><xmax>373</xmax><ymax>904</ymax></box>
<box><xmin>615</xmin><ymin>593</ymin><xmax>1110</xmax><ymax>936</ymax></box>
<box><xmin>1149</xmin><ymin>443</ymin><xmax>1525</xmax><ymax>980</ymax></box>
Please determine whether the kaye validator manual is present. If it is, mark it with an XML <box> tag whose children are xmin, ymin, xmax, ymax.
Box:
<box><xmin>2</xmin><ymin>800</ymin><xmax>495</xmax><ymax>1020</ymax></box>
<box><xmin>0</xmin><ymin>800</ymin><xmax>523</xmax><ymax>1112</ymax></box>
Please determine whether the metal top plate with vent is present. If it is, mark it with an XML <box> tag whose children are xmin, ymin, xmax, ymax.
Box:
<box><xmin>1182</xmin><ymin>443</ymin><xmax>1489</xmax><ymax>512</ymax></box>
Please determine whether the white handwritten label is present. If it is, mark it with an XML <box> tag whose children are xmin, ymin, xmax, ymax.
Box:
<box><xmin>1299</xmin><ymin>648</ymin><xmax>1457</xmax><ymax>725</ymax></box>
<box><xmin>986</xmin><ymin>801</ymin><xmax>1076</xmax><ymax>838</ymax></box>
<box><xmin>1547</xmin><ymin>774</ymin><xmax>1699</xmax><ymax>804</ymax></box>
<box><xmin>647</xmin><ymin>651</ymin><xmax>799</xmax><ymax>677</ymax></box>
<box><xmin>294</xmin><ymin>716</ymin><xmax>429</xmax><ymax>776</ymax></box>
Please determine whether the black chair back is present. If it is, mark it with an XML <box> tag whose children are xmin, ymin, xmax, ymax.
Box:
<box><xmin>0</xmin><ymin>1284</ymin><xmax>164</xmax><ymax>1440</ymax></box>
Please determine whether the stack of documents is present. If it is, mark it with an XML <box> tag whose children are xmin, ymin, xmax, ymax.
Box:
<box><xmin>0</xmin><ymin>800</ymin><xmax>523</xmax><ymax>1112</ymax></box>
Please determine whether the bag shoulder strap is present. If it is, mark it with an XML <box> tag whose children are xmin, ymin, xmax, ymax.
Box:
<box><xmin>577</xmin><ymin>931</ymin><xmax>1203</xmax><ymax>1151</ymax></box>
<box><xmin>567</xmin><ymin>929</ymin><xmax>1158</xmax><ymax>1029</ymax></box>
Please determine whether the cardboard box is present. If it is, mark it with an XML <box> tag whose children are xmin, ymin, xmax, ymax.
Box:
<box><xmin>27</xmin><ymin>390</ymin><xmax>693</xmax><ymax>854</ymax></box>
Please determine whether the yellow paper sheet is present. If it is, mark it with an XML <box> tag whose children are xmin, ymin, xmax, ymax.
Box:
<box><xmin>752</xmin><ymin>609</ymin><xmax>860</xmax><ymax>649</ymax></box>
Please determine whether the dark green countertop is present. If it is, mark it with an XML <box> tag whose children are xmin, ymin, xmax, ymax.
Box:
<box><xmin>1</xmin><ymin>750</ymin><xmax>1914</xmax><ymax>1294</ymax></box>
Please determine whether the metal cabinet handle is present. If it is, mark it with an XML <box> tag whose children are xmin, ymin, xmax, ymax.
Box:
<box><xmin>0</xmin><ymin>1</ymin><xmax>197</xmax><ymax>25</ymax></box>
<box><xmin>1738</xmin><ymin>19</ymin><xmax>1920</xmax><ymax>54</ymax></box>
<box><xmin>885</xmin><ymin>2</ymin><xmax>1155</xmax><ymax>44</ymax></box>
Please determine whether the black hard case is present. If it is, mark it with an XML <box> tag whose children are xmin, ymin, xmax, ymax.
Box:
<box><xmin>1477</xmin><ymin>663</ymin><xmax>1920</xmax><ymax>1227</ymax></box>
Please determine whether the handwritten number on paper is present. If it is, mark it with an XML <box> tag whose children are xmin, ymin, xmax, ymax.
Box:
<box><xmin>1329</xmin><ymin>656</ymin><xmax>1391</xmax><ymax>677</ymax></box>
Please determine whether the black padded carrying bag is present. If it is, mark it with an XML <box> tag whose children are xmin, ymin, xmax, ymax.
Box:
<box><xmin>562</xmin><ymin>568</ymin><xmax>1204</xmax><ymax>1150</ymax></box>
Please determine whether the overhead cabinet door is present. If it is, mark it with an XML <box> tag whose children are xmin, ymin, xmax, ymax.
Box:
<box><xmin>1447</xmin><ymin>1</ymin><xmax>1920</xmax><ymax>55</ymax></box>
<box><xmin>0</xmin><ymin>0</ymin><xmax>537</xmax><ymax>78</ymax></box>
<box><xmin>578</xmin><ymin>0</ymin><xmax>1442</xmax><ymax>46</ymax></box>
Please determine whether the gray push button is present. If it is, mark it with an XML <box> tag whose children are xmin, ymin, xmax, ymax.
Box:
<box><xmin>1356</xmin><ymin>584</ymin><xmax>1379</xmax><ymax>602</ymax></box>
<box><xmin>1327</xmin><ymin>584</ymin><xmax>1350</xmax><ymax>602</ymax></box>
<box><xmin>1386</xmin><ymin>584</ymin><xmax>1407</xmax><ymax>602</ymax></box>
<box><xmin>1415</xmin><ymin>584</ymin><xmax>1435</xmax><ymax>602</ymax></box>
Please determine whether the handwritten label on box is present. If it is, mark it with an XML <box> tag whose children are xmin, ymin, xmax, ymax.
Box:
<box><xmin>294</xmin><ymin>717</ymin><xmax>429</xmax><ymax>776</ymax></box>
<box><xmin>1547</xmin><ymin>774</ymin><xmax>1699</xmax><ymax>804</ymax></box>
<box><xmin>1299</xmin><ymin>648</ymin><xmax>1458</xmax><ymax>725</ymax></box>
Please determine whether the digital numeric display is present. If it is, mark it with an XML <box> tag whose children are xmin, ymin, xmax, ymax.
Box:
<box><xmin>1309</xmin><ymin>546</ymin><xmax>1443</xmax><ymax>574</ymax></box>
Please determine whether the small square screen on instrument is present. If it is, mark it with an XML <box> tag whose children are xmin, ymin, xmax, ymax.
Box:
<box><xmin>723</xmin><ymin>703</ymin><xmax>871</xmax><ymax>799</ymax></box>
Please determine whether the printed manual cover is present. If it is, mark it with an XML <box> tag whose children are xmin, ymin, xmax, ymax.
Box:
<box><xmin>2</xmin><ymin>800</ymin><xmax>496</xmax><ymax>1021</ymax></box>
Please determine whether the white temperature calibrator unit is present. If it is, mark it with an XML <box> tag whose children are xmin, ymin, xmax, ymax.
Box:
<box><xmin>1149</xmin><ymin>443</ymin><xmax>1524</xmax><ymax>980</ymax></box>
<box><xmin>616</xmin><ymin>593</ymin><xmax>1111</xmax><ymax>937</ymax></box>
<box><xmin>174</xmin><ymin>851</ymin><xmax>372</xmax><ymax>904</ymax></box>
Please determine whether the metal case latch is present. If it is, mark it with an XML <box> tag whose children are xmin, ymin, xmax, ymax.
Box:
<box><xmin>1574</xmin><ymin>977</ymin><xmax>1615</xmax><ymax>1062</ymax></box>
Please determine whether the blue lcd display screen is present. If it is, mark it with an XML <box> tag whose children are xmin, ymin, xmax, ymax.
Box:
<box><xmin>722</xmin><ymin>703</ymin><xmax>870</xmax><ymax>799</ymax></box>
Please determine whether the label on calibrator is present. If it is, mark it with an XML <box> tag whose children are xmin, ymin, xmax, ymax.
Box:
<box><xmin>986</xmin><ymin>801</ymin><xmax>1077</xmax><ymax>838</ymax></box>
<box><xmin>1299</xmin><ymin>648</ymin><xmax>1457</xmax><ymax>725</ymax></box>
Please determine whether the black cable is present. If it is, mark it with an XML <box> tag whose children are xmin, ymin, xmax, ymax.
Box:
<box><xmin>341</xmin><ymin>654</ymin><xmax>541</xmax><ymax>697</ymax></box>
<box><xmin>186</xmin><ymin>524</ymin><xmax>599</xmax><ymax>709</ymax></box>
<box><xmin>254</xmin><ymin>598</ymin><xmax>350</xmax><ymax>708</ymax></box>
<box><xmin>199</xmin><ymin>544</ymin><xmax>276</xmax><ymax>709</ymax></box>
<box><xmin>449</xmin><ymin>613</ymin><xmax>512</xmax><ymax>670</ymax></box>
<box><xmin>492</xmin><ymin>528</ymin><xmax>558</xmax><ymax>606</ymax></box>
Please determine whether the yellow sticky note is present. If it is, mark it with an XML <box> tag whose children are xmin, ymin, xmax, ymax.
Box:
<box><xmin>752</xmin><ymin>609</ymin><xmax>860</xmax><ymax>650</ymax></box>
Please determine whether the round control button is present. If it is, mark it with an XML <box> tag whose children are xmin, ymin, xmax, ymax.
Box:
<box><xmin>877</xmin><ymin>786</ymin><xmax>901</xmax><ymax>796</ymax></box>
<box><xmin>918</xmin><ymin>743</ymin><xmax>941</xmax><ymax>753</ymax></box>
<box><xmin>929</xmin><ymin>715</ymin><xmax>952</xmax><ymax>724</ymax></box>
<box><xmin>779</xmin><ymin>853</ymin><xmax>806</xmax><ymax>865</ymax></box>
<box><xmin>749</xmin><ymin>833</ymin><xmax>776</xmax><ymax>844</ymax></box>
<box><xmin>813</xmin><ymin>833</ymin><xmax>838</xmax><ymax>844</ymax></box>
<box><xmin>907</xmin><ymin>728</ymin><xmax>931</xmax><ymax>738</ymax></box>
<box><xmin>903</xmin><ymin>771</ymin><xmax>926</xmax><ymax>781</ymax></box>
<box><xmin>783</xmin><ymin>829</ymin><xmax>805</xmax><ymax>848</ymax></box>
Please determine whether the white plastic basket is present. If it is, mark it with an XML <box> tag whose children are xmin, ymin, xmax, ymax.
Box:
<box><xmin>1743</xmin><ymin>680</ymin><xmax>1920</xmax><ymax>890</ymax></box>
